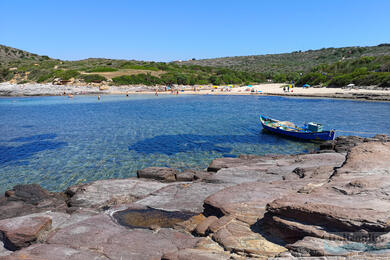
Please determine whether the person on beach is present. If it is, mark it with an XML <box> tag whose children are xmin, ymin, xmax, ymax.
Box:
<box><xmin>126</xmin><ymin>92</ymin><xmax>129</xmax><ymax>97</ymax></box>
<box><xmin>98</xmin><ymin>95</ymin><xmax>101</xmax><ymax>100</ymax></box>
<box><xmin>155</xmin><ymin>90</ymin><xmax>158</xmax><ymax>96</ymax></box>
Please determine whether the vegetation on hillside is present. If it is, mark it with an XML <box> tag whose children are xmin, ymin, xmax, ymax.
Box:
<box><xmin>1</xmin><ymin>43</ymin><xmax>389</xmax><ymax>88</ymax></box>
<box><xmin>296</xmin><ymin>56</ymin><xmax>390</xmax><ymax>88</ymax></box>
<box><xmin>181</xmin><ymin>44</ymin><xmax>390</xmax><ymax>74</ymax></box>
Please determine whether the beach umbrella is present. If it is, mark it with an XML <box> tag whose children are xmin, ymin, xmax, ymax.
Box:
<box><xmin>303</xmin><ymin>84</ymin><xmax>310</xmax><ymax>88</ymax></box>
<box><xmin>248</xmin><ymin>85</ymin><xmax>253</xmax><ymax>87</ymax></box>
<box><xmin>347</xmin><ymin>83</ymin><xmax>355</xmax><ymax>87</ymax></box>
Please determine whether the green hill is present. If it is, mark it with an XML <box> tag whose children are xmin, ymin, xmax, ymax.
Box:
<box><xmin>180</xmin><ymin>44</ymin><xmax>390</xmax><ymax>74</ymax></box>
<box><xmin>0</xmin><ymin>43</ymin><xmax>389</xmax><ymax>88</ymax></box>
<box><xmin>0</xmin><ymin>44</ymin><xmax>52</xmax><ymax>64</ymax></box>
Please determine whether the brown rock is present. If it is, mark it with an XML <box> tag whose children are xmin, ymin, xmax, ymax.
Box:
<box><xmin>174</xmin><ymin>214</ymin><xmax>207</xmax><ymax>233</ymax></box>
<box><xmin>47</xmin><ymin>214</ymin><xmax>199</xmax><ymax>260</ymax></box>
<box><xmin>265</xmin><ymin>142</ymin><xmax>390</xmax><ymax>247</ymax></box>
<box><xmin>0</xmin><ymin>184</ymin><xmax>67</xmax><ymax>220</ymax></box>
<box><xmin>137</xmin><ymin>167</ymin><xmax>178</xmax><ymax>182</ymax></box>
<box><xmin>334</xmin><ymin>142</ymin><xmax>390</xmax><ymax>178</ymax></box>
<box><xmin>204</xmin><ymin>180</ymin><xmax>312</xmax><ymax>224</ymax></box>
<box><xmin>208</xmin><ymin>215</ymin><xmax>235</xmax><ymax>233</ymax></box>
<box><xmin>207</xmin><ymin>154</ymin><xmax>283</xmax><ymax>172</ymax></box>
<box><xmin>175</xmin><ymin>171</ymin><xmax>195</xmax><ymax>182</ymax></box>
<box><xmin>266</xmin><ymin>185</ymin><xmax>390</xmax><ymax>240</ymax></box>
<box><xmin>206</xmin><ymin>153</ymin><xmax>345</xmax><ymax>185</ymax></box>
<box><xmin>0</xmin><ymin>243</ymin><xmax>109</xmax><ymax>259</ymax></box>
<box><xmin>212</xmin><ymin>219</ymin><xmax>287</xmax><ymax>257</ymax></box>
<box><xmin>194</xmin><ymin>216</ymin><xmax>218</xmax><ymax>236</ymax></box>
<box><xmin>194</xmin><ymin>237</ymin><xmax>225</xmax><ymax>252</ymax></box>
<box><xmin>0</xmin><ymin>215</ymin><xmax>52</xmax><ymax>250</ymax></box>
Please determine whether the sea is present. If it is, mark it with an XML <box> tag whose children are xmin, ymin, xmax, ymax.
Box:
<box><xmin>1</xmin><ymin>94</ymin><xmax>389</xmax><ymax>193</ymax></box>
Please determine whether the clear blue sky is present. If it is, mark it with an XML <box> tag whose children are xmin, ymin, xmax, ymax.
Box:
<box><xmin>1</xmin><ymin>0</ymin><xmax>389</xmax><ymax>61</ymax></box>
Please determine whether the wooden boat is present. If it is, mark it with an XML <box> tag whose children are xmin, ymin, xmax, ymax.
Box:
<box><xmin>259</xmin><ymin>115</ymin><xmax>336</xmax><ymax>141</ymax></box>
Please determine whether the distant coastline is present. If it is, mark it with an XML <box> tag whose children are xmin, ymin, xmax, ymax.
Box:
<box><xmin>1</xmin><ymin>82</ymin><xmax>390</xmax><ymax>102</ymax></box>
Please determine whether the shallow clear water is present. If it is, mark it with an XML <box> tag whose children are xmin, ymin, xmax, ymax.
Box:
<box><xmin>0</xmin><ymin>94</ymin><xmax>389</xmax><ymax>192</ymax></box>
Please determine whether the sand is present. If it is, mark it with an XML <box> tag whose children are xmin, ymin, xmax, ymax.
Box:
<box><xmin>1</xmin><ymin>82</ymin><xmax>389</xmax><ymax>101</ymax></box>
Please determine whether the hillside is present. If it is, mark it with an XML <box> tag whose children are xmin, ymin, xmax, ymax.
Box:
<box><xmin>0</xmin><ymin>46</ymin><xmax>265</xmax><ymax>86</ymax></box>
<box><xmin>0</xmin><ymin>44</ymin><xmax>52</xmax><ymax>64</ymax></box>
<box><xmin>180</xmin><ymin>44</ymin><xmax>390</xmax><ymax>74</ymax></box>
<box><xmin>0</xmin><ymin>43</ymin><xmax>389</xmax><ymax>88</ymax></box>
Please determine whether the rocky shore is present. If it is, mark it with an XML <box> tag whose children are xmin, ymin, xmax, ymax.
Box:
<box><xmin>1</xmin><ymin>82</ymin><xmax>390</xmax><ymax>102</ymax></box>
<box><xmin>1</xmin><ymin>135</ymin><xmax>390</xmax><ymax>259</ymax></box>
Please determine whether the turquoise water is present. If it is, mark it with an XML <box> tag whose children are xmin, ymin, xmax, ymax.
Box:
<box><xmin>1</xmin><ymin>94</ymin><xmax>389</xmax><ymax>192</ymax></box>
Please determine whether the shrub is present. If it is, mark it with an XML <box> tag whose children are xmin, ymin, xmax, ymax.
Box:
<box><xmin>81</xmin><ymin>74</ymin><xmax>107</xmax><ymax>83</ymax></box>
<box><xmin>53</xmin><ymin>70</ymin><xmax>80</xmax><ymax>80</ymax></box>
<box><xmin>297</xmin><ymin>72</ymin><xmax>327</xmax><ymax>86</ymax></box>
<box><xmin>85</xmin><ymin>67</ymin><xmax>118</xmax><ymax>72</ymax></box>
<box><xmin>37</xmin><ymin>73</ymin><xmax>53</xmax><ymax>83</ymax></box>
<box><xmin>0</xmin><ymin>68</ymin><xmax>14</xmax><ymax>82</ymax></box>
<box><xmin>120</xmin><ymin>63</ymin><xmax>159</xmax><ymax>71</ymax></box>
<box><xmin>112</xmin><ymin>73</ymin><xmax>161</xmax><ymax>85</ymax></box>
<box><xmin>28</xmin><ymin>69</ymin><xmax>54</xmax><ymax>82</ymax></box>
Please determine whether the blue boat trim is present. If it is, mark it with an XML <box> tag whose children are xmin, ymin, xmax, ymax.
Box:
<box><xmin>259</xmin><ymin>115</ymin><xmax>336</xmax><ymax>141</ymax></box>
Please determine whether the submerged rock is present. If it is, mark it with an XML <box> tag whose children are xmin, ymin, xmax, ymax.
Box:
<box><xmin>113</xmin><ymin>207</ymin><xmax>196</xmax><ymax>229</ymax></box>
<box><xmin>1</xmin><ymin>136</ymin><xmax>389</xmax><ymax>258</ymax></box>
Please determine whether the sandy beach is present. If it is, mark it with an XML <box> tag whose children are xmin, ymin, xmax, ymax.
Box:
<box><xmin>1</xmin><ymin>82</ymin><xmax>390</xmax><ymax>101</ymax></box>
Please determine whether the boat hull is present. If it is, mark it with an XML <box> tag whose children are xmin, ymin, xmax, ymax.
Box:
<box><xmin>260</xmin><ymin>116</ymin><xmax>335</xmax><ymax>141</ymax></box>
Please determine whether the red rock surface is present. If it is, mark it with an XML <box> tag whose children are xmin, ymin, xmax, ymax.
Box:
<box><xmin>0</xmin><ymin>215</ymin><xmax>52</xmax><ymax>250</ymax></box>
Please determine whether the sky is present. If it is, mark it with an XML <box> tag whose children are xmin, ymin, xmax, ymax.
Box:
<box><xmin>1</xmin><ymin>0</ymin><xmax>389</xmax><ymax>61</ymax></box>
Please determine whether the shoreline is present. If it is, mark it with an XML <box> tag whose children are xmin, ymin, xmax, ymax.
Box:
<box><xmin>1</xmin><ymin>135</ymin><xmax>390</xmax><ymax>258</ymax></box>
<box><xmin>1</xmin><ymin>82</ymin><xmax>390</xmax><ymax>102</ymax></box>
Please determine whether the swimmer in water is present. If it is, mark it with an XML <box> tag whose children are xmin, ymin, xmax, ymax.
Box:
<box><xmin>98</xmin><ymin>95</ymin><xmax>101</xmax><ymax>100</ymax></box>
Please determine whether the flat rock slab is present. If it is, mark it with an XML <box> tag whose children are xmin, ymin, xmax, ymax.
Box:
<box><xmin>266</xmin><ymin>142</ymin><xmax>390</xmax><ymax>244</ymax></box>
<box><xmin>66</xmin><ymin>178</ymin><xmax>168</xmax><ymax>209</ymax></box>
<box><xmin>207</xmin><ymin>155</ymin><xmax>283</xmax><ymax>172</ymax></box>
<box><xmin>206</xmin><ymin>153</ymin><xmax>345</xmax><ymax>186</ymax></box>
<box><xmin>136</xmin><ymin>182</ymin><xmax>229</xmax><ymax>213</ymax></box>
<box><xmin>0</xmin><ymin>244</ymin><xmax>109</xmax><ymax>260</ymax></box>
<box><xmin>47</xmin><ymin>214</ymin><xmax>199</xmax><ymax>260</ymax></box>
<box><xmin>206</xmin><ymin>166</ymin><xmax>282</xmax><ymax>185</ymax></box>
<box><xmin>267</xmin><ymin>183</ymin><xmax>390</xmax><ymax>235</ymax></box>
<box><xmin>0</xmin><ymin>215</ymin><xmax>52</xmax><ymax>250</ymax></box>
<box><xmin>204</xmin><ymin>180</ymin><xmax>314</xmax><ymax>224</ymax></box>
<box><xmin>334</xmin><ymin>142</ymin><xmax>390</xmax><ymax>178</ymax></box>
